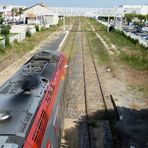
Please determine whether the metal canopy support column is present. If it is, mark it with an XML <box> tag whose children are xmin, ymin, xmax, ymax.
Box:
<box><xmin>107</xmin><ymin>16</ymin><xmax>110</xmax><ymax>32</ymax></box>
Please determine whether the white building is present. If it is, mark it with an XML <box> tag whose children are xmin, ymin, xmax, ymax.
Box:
<box><xmin>117</xmin><ymin>5</ymin><xmax>148</xmax><ymax>15</ymax></box>
<box><xmin>24</xmin><ymin>4</ymin><xmax>59</xmax><ymax>28</ymax></box>
<box><xmin>0</xmin><ymin>4</ymin><xmax>26</xmax><ymax>22</ymax></box>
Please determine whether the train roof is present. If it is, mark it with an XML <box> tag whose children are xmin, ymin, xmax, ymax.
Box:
<box><xmin>0</xmin><ymin>50</ymin><xmax>63</xmax><ymax>147</ymax></box>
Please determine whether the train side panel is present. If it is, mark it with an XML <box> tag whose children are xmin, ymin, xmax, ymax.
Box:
<box><xmin>41</xmin><ymin>77</ymin><xmax>66</xmax><ymax>148</ymax></box>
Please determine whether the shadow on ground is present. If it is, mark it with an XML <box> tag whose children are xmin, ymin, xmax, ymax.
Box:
<box><xmin>61</xmin><ymin>106</ymin><xmax>148</xmax><ymax>148</ymax></box>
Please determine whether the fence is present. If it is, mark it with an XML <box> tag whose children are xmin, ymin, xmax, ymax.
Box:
<box><xmin>98</xmin><ymin>19</ymin><xmax>148</xmax><ymax>47</ymax></box>
<box><xmin>123</xmin><ymin>30</ymin><xmax>148</xmax><ymax>47</ymax></box>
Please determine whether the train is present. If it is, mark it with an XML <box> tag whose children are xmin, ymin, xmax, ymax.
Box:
<box><xmin>0</xmin><ymin>50</ymin><xmax>68</xmax><ymax>148</ymax></box>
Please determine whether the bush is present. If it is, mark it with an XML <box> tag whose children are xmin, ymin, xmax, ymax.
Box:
<box><xmin>5</xmin><ymin>35</ymin><xmax>10</xmax><ymax>46</ymax></box>
<box><xmin>1</xmin><ymin>25</ymin><xmax>11</xmax><ymax>36</ymax></box>
<box><xmin>35</xmin><ymin>25</ymin><xmax>39</xmax><ymax>32</ymax></box>
<box><xmin>0</xmin><ymin>17</ymin><xmax>4</xmax><ymax>25</ymax></box>
<box><xmin>26</xmin><ymin>29</ymin><xmax>31</xmax><ymax>37</ymax></box>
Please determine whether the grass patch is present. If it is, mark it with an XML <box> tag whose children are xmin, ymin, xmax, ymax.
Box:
<box><xmin>119</xmin><ymin>51</ymin><xmax>148</xmax><ymax>70</ymax></box>
<box><xmin>89</xmin><ymin>18</ymin><xmax>148</xmax><ymax>70</ymax></box>
<box><xmin>129</xmin><ymin>84</ymin><xmax>148</xmax><ymax>95</ymax></box>
<box><xmin>82</xmin><ymin>18</ymin><xmax>110</xmax><ymax>64</ymax></box>
<box><xmin>0</xmin><ymin>20</ymin><xmax>63</xmax><ymax>63</ymax></box>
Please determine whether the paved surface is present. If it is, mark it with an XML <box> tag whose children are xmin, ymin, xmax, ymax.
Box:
<box><xmin>39</xmin><ymin>31</ymin><xmax>66</xmax><ymax>51</ymax></box>
<box><xmin>10</xmin><ymin>24</ymin><xmax>28</xmax><ymax>33</ymax></box>
<box><xmin>0</xmin><ymin>30</ymin><xmax>67</xmax><ymax>86</ymax></box>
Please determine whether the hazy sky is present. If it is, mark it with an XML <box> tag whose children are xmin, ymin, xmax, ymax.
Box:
<box><xmin>0</xmin><ymin>0</ymin><xmax>148</xmax><ymax>7</ymax></box>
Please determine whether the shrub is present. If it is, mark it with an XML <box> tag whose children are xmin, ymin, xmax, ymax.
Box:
<box><xmin>35</xmin><ymin>25</ymin><xmax>39</xmax><ymax>32</ymax></box>
<box><xmin>5</xmin><ymin>35</ymin><xmax>10</xmax><ymax>46</ymax></box>
<box><xmin>1</xmin><ymin>25</ymin><xmax>11</xmax><ymax>36</ymax></box>
<box><xmin>26</xmin><ymin>29</ymin><xmax>31</xmax><ymax>37</ymax></box>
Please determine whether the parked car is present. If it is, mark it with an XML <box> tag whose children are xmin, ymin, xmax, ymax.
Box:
<box><xmin>142</xmin><ymin>27</ymin><xmax>148</xmax><ymax>32</ymax></box>
<box><xmin>142</xmin><ymin>36</ymin><xmax>148</xmax><ymax>40</ymax></box>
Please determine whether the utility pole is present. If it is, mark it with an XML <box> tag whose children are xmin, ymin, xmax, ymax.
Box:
<box><xmin>63</xmin><ymin>16</ymin><xmax>66</xmax><ymax>31</ymax></box>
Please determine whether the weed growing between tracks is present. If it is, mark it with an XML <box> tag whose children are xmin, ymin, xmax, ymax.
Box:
<box><xmin>83</xmin><ymin>19</ymin><xmax>111</xmax><ymax>65</ymax></box>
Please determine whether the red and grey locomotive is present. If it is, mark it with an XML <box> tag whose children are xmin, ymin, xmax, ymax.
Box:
<box><xmin>0</xmin><ymin>50</ymin><xmax>67</xmax><ymax>148</ymax></box>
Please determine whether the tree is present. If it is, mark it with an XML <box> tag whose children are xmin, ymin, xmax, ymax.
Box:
<box><xmin>18</xmin><ymin>8</ymin><xmax>23</xmax><ymax>19</ymax></box>
<box><xmin>1</xmin><ymin>25</ymin><xmax>11</xmax><ymax>35</ymax></box>
<box><xmin>0</xmin><ymin>13</ymin><xmax>4</xmax><ymax>25</ymax></box>
<box><xmin>125</xmin><ymin>13</ymin><xmax>147</xmax><ymax>23</ymax></box>
<box><xmin>11</xmin><ymin>8</ymin><xmax>18</xmax><ymax>21</ymax></box>
<box><xmin>125</xmin><ymin>13</ymin><xmax>135</xmax><ymax>23</ymax></box>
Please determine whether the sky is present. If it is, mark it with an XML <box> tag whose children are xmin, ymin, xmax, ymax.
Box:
<box><xmin>0</xmin><ymin>0</ymin><xmax>148</xmax><ymax>8</ymax></box>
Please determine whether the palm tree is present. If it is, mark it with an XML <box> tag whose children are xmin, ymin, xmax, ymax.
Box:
<box><xmin>18</xmin><ymin>8</ymin><xmax>23</xmax><ymax>20</ymax></box>
<box><xmin>11</xmin><ymin>8</ymin><xmax>18</xmax><ymax>21</ymax></box>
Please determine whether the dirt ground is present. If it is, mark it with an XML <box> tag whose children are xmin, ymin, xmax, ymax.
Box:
<box><xmin>91</xmin><ymin>26</ymin><xmax>148</xmax><ymax>147</ymax></box>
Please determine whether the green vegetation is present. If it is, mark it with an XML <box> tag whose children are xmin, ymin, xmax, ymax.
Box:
<box><xmin>89</xmin><ymin>18</ymin><xmax>148</xmax><ymax>70</ymax></box>
<box><xmin>1</xmin><ymin>25</ymin><xmax>11</xmax><ymax>36</ymax></box>
<box><xmin>26</xmin><ymin>29</ymin><xmax>31</xmax><ymax>37</ymax></box>
<box><xmin>125</xmin><ymin>13</ymin><xmax>148</xmax><ymax>23</ymax></box>
<box><xmin>0</xmin><ymin>13</ymin><xmax>4</xmax><ymax>25</ymax></box>
<box><xmin>35</xmin><ymin>25</ymin><xmax>39</xmax><ymax>32</ymax></box>
<box><xmin>5</xmin><ymin>36</ymin><xmax>10</xmax><ymax>46</ymax></box>
<box><xmin>0</xmin><ymin>20</ymin><xmax>63</xmax><ymax>63</ymax></box>
<box><xmin>82</xmin><ymin>18</ymin><xmax>110</xmax><ymax>64</ymax></box>
<box><xmin>119</xmin><ymin>51</ymin><xmax>148</xmax><ymax>70</ymax></box>
<box><xmin>40</xmin><ymin>26</ymin><xmax>46</xmax><ymax>31</ymax></box>
<box><xmin>0</xmin><ymin>25</ymin><xmax>11</xmax><ymax>46</ymax></box>
<box><xmin>130</xmin><ymin>84</ymin><xmax>148</xmax><ymax>95</ymax></box>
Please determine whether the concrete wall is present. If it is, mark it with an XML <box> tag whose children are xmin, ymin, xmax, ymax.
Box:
<box><xmin>0</xmin><ymin>38</ymin><xmax>5</xmax><ymax>48</ymax></box>
<box><xmin>29</xmin><ymin>28</ymin><xmax>36</xmax><ymax>34</ymax></box>
<box><xmin>9</xmin><ymin>28</ymin><xmax>36</xmax><ymax>44</ymax></box>
<box><xmin>45</xmin><ymin>15</ymin><xmax>59</xmax><ymax>26</ymax></box>
<box><xmin>20</xmin><ymin>32</ymin><xmax>26</xmax><ymax>41</ymax></box>
<box><xmin>9</xmin><ymin>34</ymin><xmax>21</xmax><ymax>44</ymax></box>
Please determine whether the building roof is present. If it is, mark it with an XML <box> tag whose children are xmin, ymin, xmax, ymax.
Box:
<box><xmin>24</xmin><ymin>3</ymin><xmax>57</xmax><ymax>17</ymax></box>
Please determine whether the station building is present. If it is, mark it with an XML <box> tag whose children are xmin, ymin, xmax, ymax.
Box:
<box><xmin>23</xmin><ymin>3</ymin><xmax>59</xmax><ymax>28</ymax></box>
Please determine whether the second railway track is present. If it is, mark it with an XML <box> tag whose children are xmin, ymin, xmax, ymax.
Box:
<box><xmin>61</xmin><ymin>17</ymin><xmax>113</xmax><ymax>148</ymax></box>
<box><xmin>80</xmin><ymin>19</ymin><xmax>109</xmax><ymax>148</ymax></box>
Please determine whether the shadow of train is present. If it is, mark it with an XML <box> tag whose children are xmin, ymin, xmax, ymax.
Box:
<box><xmin>61</xmin><ymin>106</ymin><xmax>148</xmax><ymax>148</ymax></box>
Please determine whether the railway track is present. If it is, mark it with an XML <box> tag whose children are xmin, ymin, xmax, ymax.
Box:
<box><xmin>61</xmin><ymin>18</ymin><xmax>112</xmax><ymax>148</ymax></box>
<box><xmin>80</xmin><ymin>19</ymin><xmax>110</xmax><ymax>148</ymax></box>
